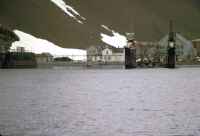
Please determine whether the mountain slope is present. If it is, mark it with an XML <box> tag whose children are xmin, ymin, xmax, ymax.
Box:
<box><xmin>0</xmin><ymin>0</ymin><xmax>200</xmax><ymax>49</ymax></box>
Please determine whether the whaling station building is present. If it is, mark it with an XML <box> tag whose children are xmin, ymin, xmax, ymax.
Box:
<box><xmin>158</xmin><ymin>33</ymin><xmax>196</xmax><ymax>64</ymax></box>
<box><xmin>87</xmin><ymin>34</ymin><xmax>199</xmax><ymax>65</ymax></box>
<box><xmin>87</xmin><ymin>44</ymin><xmax>124</xmax><ymax>64</ymax></box>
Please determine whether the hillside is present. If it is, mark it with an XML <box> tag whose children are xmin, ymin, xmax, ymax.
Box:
<box><xmin>0</xmin><ymin>0</ymin><xmax>200</xmax><ymax>49</ymax></box>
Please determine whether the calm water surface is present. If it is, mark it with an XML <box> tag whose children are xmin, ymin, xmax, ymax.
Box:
<box><xmin>0</xmin><ymin>68</ymin><xmax>200</xmax><ymax>136</ymax></box>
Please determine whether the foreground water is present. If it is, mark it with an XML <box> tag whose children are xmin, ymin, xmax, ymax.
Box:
<box><xmin>0</xmin><ymin>68</ymin><xmax>200</xmax><ymax>136</ymax></box>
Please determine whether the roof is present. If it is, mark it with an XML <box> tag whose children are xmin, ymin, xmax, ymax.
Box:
<box><xmin>136</xmin><ymin>41</ymin><xmax>158</xmax><ymax>47</ymax></box>
<box><xmin>102</xmin><ymin>46</ymin><xmax>124</xmax><ymax>53</ymax></box>
<box><xmin>88</xmin><ymin>44</ymin><xmax>114</xmax><ymax>51</ymax></box>
<box><xmin>159</xmin><ymin>33</ymin><xmax>192</xmax><ymax>46</ymax></box>
<box><xmin>158</xmin><ymin>33</ymin><xmax>194</xmax><ymax>57</ymax></box>
<box><xmin>36</xmin><ymin>53</ymin><xmax>53</xmax><ymax>57</ymax></box>
<box><xmin>192</xmin><ymin>39</ymin><xmax>200</xmax><ymax>42</ymax></box>
<box><xmin>112</xmin><ymin>48</ymin><xmax>124</xmax><ymax>53</ymax></box>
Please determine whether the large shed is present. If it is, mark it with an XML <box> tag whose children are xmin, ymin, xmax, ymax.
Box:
<box><xmin>158</xmin><ymin>33</ymin><xmax>195</xmax><ymax>60</ymax></box>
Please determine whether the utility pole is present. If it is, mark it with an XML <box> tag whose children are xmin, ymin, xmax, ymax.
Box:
<box><xmin>167</xmin><ymin>20</ymin><xmax>176</xmax><ymax>68</ymax></box>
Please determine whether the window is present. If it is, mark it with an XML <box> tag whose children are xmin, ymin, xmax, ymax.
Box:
<box><xmin>108</xmin><ymin>56</ymin><xmax>111</xmax><ymax>60</ymax></box>
<box><xmin>106</xmin><ymin>50</ymin><xmax>109</xmax><ymax>55</ymax></box>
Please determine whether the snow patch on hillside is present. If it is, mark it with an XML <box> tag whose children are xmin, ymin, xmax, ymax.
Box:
<box><xmin>101</xmin><ymin>25</ymin><xmax>112</xmax><ymax>32</ymax></box>
<box><xmin>50</xmin><ymin>0</ymin><xmax>86</xmax><ymax>24</ymax></box>
<box><xmin>11</xmin><ymin>30</ymin><xmax>86</xmax><ymax>61</ymax></box>
<box><xmin>101</xmin><ymin>25</ymin><xmax>127</xmax><ymax>48</ymax></box>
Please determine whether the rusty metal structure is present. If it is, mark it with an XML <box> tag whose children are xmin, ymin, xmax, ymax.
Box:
<box><xmin>167</xmin><ymin>20</ymin><xmax>176</xmax><ymax>68</ymax></box>
<box><xmin>125</xmin><ymin>33</ymin><xmax>137</xmax><ymax>69</ymax></box>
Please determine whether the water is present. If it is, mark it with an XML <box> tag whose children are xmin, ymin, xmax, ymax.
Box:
<box><xmin>0</xmin><ymin>68</ymin><xmax>200</xmax><ymax>136</ymax></box>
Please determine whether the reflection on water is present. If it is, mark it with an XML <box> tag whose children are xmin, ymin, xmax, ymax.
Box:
<box><xmin>0</xmin><ymin>68</ymin><xmax>200</xmax><ymax>136</ymax></box>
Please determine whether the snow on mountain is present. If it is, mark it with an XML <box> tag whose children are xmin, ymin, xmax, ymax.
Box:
<box><xmin>101</xmin><ymin>25</ymin><xmax>127</xmax><ymax>48</ymax></box>
<box><xmin>1</xmin><ymin>0</ymin><xmax>200</xmax><ymax>49</ymax></box>
<box><xmin>50</xmin><ymin>0</ymin><xmax>127</xmax><ymax>48</ymax></box>
<box><xmin>50</xmin><ymin>0</ymin><xmax>86</xmax><ymax>24</ymax></box>
<box><xmin>11</xmin><ymin>30</ymin><xmax>86</xmax><ymax>60</ymax></box>
<box><xmin>101</xmin><ymin>25</ymin><xmax>113</xmax><ymax>32</ymax></box>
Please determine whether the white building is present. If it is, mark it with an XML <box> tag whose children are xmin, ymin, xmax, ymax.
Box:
<box><xmin>16</xmin><ymin>47</ymin><xmax>25</xmax><ymax>53</ymax></box>
<box><xmin>87</xmin><ymin>45</ymin><xmax>104</xmax><ymax>62</ymax></box>
<box><xmin>102</xmin><ymin>47</ymin><xmax>124</xmax><ymax>62</ymax></box>
<box><xmin>35</xmin><ymin>53</ymin><xmax>53</xmax><ymax>64</ymax></box>
<box><xmin>87</xmin><ymin>45</ymin><xmax>124</xmax><ymax>63</ymax></box>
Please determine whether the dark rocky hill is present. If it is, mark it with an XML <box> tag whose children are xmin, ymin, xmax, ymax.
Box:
<box><xmin>0</xmin><ymin>0</ymin><xmax>200</xmax><ymax>48</ymax></box>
